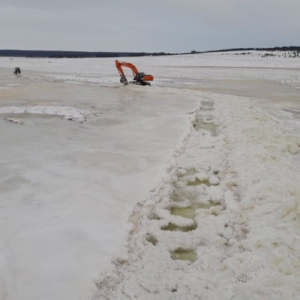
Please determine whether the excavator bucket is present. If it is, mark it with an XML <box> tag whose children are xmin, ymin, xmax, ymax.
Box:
<box><xmin>120</xmin><ymin>75</ymin><xmax>128</xmax><ymax>85</ymax></box>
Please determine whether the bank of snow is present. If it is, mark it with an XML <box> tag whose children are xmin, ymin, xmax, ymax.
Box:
<box><xmin>95</xmin><ymin>90</ymin><xmax>300</xmax><ymax>300</ymax></box>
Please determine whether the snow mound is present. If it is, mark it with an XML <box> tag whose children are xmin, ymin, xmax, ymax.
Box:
<box><xmin>0</xmin><ymin>106</ymin><xmax>92</xmax><ymax>122</ymax></box>
<box><xmin>95</xmin><ymin>91</ymin><xmax>300</xmax><ymax>300</ymax></box>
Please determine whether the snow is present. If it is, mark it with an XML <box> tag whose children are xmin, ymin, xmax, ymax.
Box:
<box><xmin>0</xmin><ymin>106</ymin><xmax>92</xmax><ymax>122</ymax></box>
<box><xmin>0</xmin><ymin>51</ymin><xmax>300</xmax><ymax>300</ymax></box>
<box><xmin>4</xmin><ymin>118</ymin><xmax>24</xmax><ymax>125</ymax></box>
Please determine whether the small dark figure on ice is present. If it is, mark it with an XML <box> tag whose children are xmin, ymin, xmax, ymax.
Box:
<box><xmin>14</xmin><ymin>67</ymin><xmax>21</xmax><ymax>75</ymax></box>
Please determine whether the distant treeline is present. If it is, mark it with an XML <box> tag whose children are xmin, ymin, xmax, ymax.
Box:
<box><xmin>0</xmin><ymin>47</ymin><xmax>300</xmax><ymax>58</ymax></box>
<box><xmin>195</xmin><ymin>46</ymin><xmax>300</xmax><ymax>54</ymax></box>
<box><xmin>0</xmin><ymin>50</ymin><xmax>174</xmax><ymax>58</ymax></box>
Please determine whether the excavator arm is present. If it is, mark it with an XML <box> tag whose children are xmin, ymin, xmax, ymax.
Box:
<box><xmin>115</xmin><ymin>60</ymin><xmax>154</xmax><ymax>86</ymax></box>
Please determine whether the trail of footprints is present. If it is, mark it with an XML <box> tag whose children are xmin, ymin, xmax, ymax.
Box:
<box><xmin>147</xmin><ymin>167</ymin><xmax>223</xmax><ymax>263</ymax></box>
<box><xmin>95</xmin><ymin>99</ymin><xmax>246</xmax><ymax>298</ymax></box>
<box><xmin>146</xmin><ymin>99</ymin><xmax>223</xmax><ymax>263</ymax></box>
<box><xmin>193</xmin><ymin>100</ymin><xmax>218</xmax><ymax>136</ymax></box>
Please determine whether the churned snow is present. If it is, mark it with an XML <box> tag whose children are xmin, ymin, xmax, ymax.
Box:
<box><xmin>0</xmin><ymin>51</ymin><xmax>300</xmax><ymax>300</ymax></box>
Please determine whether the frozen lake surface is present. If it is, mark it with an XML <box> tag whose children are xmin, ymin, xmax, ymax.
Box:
<box><xmin>0</xmin><ymin>52</ymin><xmax>300</xmax><ymax>300</ymax></box>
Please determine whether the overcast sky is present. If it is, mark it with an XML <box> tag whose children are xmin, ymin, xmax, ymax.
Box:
<box><xmin>0</xmin><ymin>0</ymin><xmax>299</xmax><ymax>52</ymax></box>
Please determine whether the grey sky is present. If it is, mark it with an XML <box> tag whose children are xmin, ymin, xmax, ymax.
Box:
<box><xmin>0</xmin><ymin>0</ymin><xmax>299</xmax><ymax>52</ymax></box>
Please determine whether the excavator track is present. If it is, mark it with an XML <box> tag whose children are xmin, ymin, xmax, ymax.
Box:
<box><xmin>129</xmin><ymin>81</ymin><xmax>151</xmax><ymax>86</ymax></box>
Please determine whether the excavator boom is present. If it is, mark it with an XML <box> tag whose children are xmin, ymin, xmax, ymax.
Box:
<box><xmin>115</xmin><ymin>60</ymin><xmax>154</xmax><ymax>86</ymax></box>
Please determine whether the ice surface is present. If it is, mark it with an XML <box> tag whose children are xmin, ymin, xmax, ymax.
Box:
<box><xmin>0</xmin><ymin>52</ymin><xmax>300</xmax><ymax>300</ymax></box>
<box><xmin>0</xmin><ymin>71</ymin><xmax>197</xmax><ymax>300</ymax></box>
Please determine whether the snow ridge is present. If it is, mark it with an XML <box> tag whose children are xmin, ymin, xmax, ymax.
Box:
<box><xmin>0</xmin><ymin>106</ymin><xmax>92</xmax><ymax>122</ymax></box>
<box><xmin>94</xmin><ymin>91</ymin><xmax>300</xmax><ymax>300</ymax></box>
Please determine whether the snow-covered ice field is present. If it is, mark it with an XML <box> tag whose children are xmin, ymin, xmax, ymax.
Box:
<box><xmin>0</xmin><ymin>52</ymin><xmax>300</xmax><ymax>300</ymax></box>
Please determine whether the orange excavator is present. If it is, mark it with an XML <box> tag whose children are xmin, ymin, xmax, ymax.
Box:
<box><xmin>115</xmin><ymin>60</ymin><xmax>154</xmax><ymax>86</ymax></box>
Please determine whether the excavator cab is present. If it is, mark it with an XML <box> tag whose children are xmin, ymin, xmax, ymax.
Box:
<box><xmin>115</xmin><ymin>60</ymin><xmax>154</xmax><ymax>86</ymax></box>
